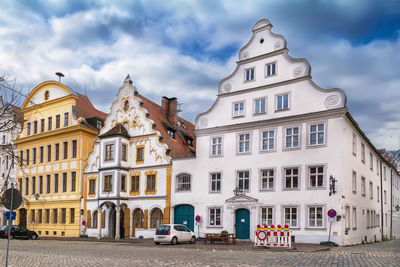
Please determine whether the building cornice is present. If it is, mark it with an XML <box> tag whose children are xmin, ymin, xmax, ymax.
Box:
<box><xmin>195</xmin><ymin>108</ymin><xmax>347</xmax><ymax>136</ymax></box>
<box><xmin>236</xmin><ymin>48</ymin><xmax>288</xmax><ymax>65</ymax></box>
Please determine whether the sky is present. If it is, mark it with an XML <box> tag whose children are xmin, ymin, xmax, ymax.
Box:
<box><xmin>0</xmin><ymin>0</ymin><xmax>399</xmax><ymax>150</ymax></box>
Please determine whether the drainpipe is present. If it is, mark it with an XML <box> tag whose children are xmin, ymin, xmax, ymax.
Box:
<box><xmin>390</xmin><ymin>169</ymin><xmax>393</xmax><ymax>239</ymax></box>
<box><xmin>380</xmin><ymin>161</ymin><xmax>383</xmax><ymax>241</ymax></box>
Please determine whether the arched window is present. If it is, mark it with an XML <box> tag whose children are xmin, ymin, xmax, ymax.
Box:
<box><xmin>92</xmin><ymin>210</ymin><xmax>98</xmax><ymax>228</ymax></box>
<box><xmin>176</xmin><ymin>173</ymin><xmax>191</xmax><ymax>192</ymax></box>
<box><xmin>133</xmin><ymin>208</ymin><xmax>144</xmax><ymax>228</ymax></box>
<box><xmin>123</xmin><ymin>100</ymin><xmax>129</xmax><ymax>111</ymax></box>
<box><xmin>150</xmin><ymin>208</ymin><xmax>163</xmax><ymax>228</ymax></box>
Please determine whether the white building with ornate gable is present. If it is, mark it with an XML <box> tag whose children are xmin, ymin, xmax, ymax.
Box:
<box><xmin>171</xmin><ymin>19</ymin><xmax>400</xmax><ymax>245</ymax></box>
<box><xmin>84</xmin><ymin>76</ymin><xmax>195</xmax><ymax>239</ymax></box>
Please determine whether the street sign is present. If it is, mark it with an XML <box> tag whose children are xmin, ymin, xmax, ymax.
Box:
<box><xmin>5</xmin><ymin>211</ymin><xmax>16</xmax><ymax>221</ymax></box>
<box><xmin>2</xmin><ymin>188</ymin><xmax>22</xmax><ymax>210</ymax></box>
<box><xmin>327</xmin><ymin>209</ymin><xmax>337</xmax><ymax>218</ymax></box>
<box><xmin>328</xmin><ymin>217</ymin><xmax>334</xmax><ymax>222</ymax></box>
<box><xmin>195</xmin><ymin>215</ymin><xmax>201</xmax><ymax>223</ymax></box>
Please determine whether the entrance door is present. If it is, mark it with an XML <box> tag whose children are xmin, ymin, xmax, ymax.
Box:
<box><xmin>19</xmin><ymin>209</ymin><xmax>27</xmax><ymax>228</ymax></box>
<box><xmin>235</xmin><ymin>209</ymin><xmax>250</xmax><ymax>239</ymax></box>
<box><xmin>174</xmin><ymin>205</ymin><xmax>194</xmax><ymax>231</ymax></box>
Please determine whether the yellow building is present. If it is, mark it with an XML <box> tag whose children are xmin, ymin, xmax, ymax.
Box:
<box><xmin>14</xmin><ymin>80</ymin><xmax>105</xmax><ymax>237</ymax></box>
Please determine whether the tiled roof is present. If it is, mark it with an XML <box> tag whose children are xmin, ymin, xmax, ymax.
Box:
<box><xmin>75</xmin><ymin>92</ymin><xmax>107</xmax><ymax>120</ymax></box>
<box><xmin>99</xmin><ymin>123</ymin><xmax>130</xmax><ymax>138</ymax></box>
<box><xmin>137</xmin><ymin>93</ymin><xmax>196</xmax><ymax>159</ymax></box>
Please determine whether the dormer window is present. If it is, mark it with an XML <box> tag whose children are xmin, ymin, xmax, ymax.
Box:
<box><xmin>167</xmin><ymin>129</ymin><xmax>176</xmax><ymax>139</ymax></box>
<box><xmin>245</xmin><ymin>68</ymin><xmax>255</xmax><ymax>82</ymax></box>
<box><xmin>265</xmin><ymin>62</ymin><xmax>276</xmax><ymax>77</ymax></box>
<box><xmin>96</xmin><ymin>120</ymin><xmax>102</xmax><ymax>129</ymax></box>
<box><xmin>180</xmin><ymin>121</ymin><xmax>187</xmax><ymax>130</ymax></box>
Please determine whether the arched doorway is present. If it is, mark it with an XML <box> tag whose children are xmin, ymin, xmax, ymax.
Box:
<box><xmin>174</xmin><ymin>205</ymin><xmax>194</xmax><ymax>231</ymax></box>
<box><xmin>108</xmin><ymin>207</ymin><xmax>116</xmax><ymax>238</ymax></box>
<box><xmin>19</xmin><ymin>209</ymin><xmax>27</xmax><ymax>228</ymax></box>
<box><xmin>235</xmin><ymin>209</ymin><xmax>250</xmax><ymax>239</ymax></box>
<box><xmin>119</xmin><ymin>208</ymin><xmax>124</xmax><ymax>238</ymax></box>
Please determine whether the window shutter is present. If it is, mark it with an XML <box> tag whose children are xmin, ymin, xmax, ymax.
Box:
<box><xmin>87</xmin><ymin>211</ymin><xmax>91</xmax><ymax>228</ymax></box>
<box><xmin>101</xmin><ymin>211</ymin><xmax>105</xmax><ymax>228</ymax></box>
<box><xmin>143</xmin><ymin>209</ymin><xmax>148</xmax><ymax>229</ymax></box>
<box><xmin>124</xmin><ymin>208</ymin><xmax>130</xmax><ymax>237</ymax></box>
<box><xmin>163</xmin><ymin>207</ymin><xmax>169</xmax><ymax>224</ymax></box>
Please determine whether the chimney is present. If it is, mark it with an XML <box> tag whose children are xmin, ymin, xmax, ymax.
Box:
<box><xmin>161</xmin><ymin>96</ymin><xmax>178</xmax><ymax>126</ymax></box>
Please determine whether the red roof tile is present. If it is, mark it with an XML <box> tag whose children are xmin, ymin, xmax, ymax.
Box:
<box><xmin>75</xmin><ymin>92</ymin><xmax>107</xmax><ymax>120</ymax></box>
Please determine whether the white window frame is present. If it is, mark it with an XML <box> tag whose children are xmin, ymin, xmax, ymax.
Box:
<box><xmin>237</xmin><ymin>132</ymin><xmax>251</xmax><ymax>154</ymax></box>
<box><xmin>209</xmin><ymin>172</ymin><xmax>222</xmax><ymax>193</ymax></box>
<box><xmin>345</xmin><ymin>206</ymin><xmax>350</xmax><ymax>229</ymax></box>
<box><xmin>210</xmin><ymin>136</ymin><xmax>223</xmax><ymax>157</ymax></box>
<box><xmin>282</xmin><ymin>206</ymin><xmax>299</xmax><ymax>228</ymax></box>
<box><xmin>260</xmin><ymin>129</ymin><xmax>276</xmax><ymax>152</ymax></box>
<box><xmin>265</xmin><ymin>62</ymin><xmax>277</xmax><ymax>77</ymax></box>
<box><xmin>260</xmin><ymin>206</ymin><xmax>275</xmax><ymax>226</ymax></box>
<box><xmin>361</xmin><ymin>176</ymin><xmax>366</xmax><ymax>197</ymax></box>
<box><xmin>260</xmin><ymin>168</ymin><xmax>275</xmax><ymax>191</ymax></box>
<box><xmin>237</xmin><ymin>170</ymin><xmax>250</xmax><ymax>192</ymax></box>
<box><xmin>352</xmin><ymin>207</ymin><xmax>357</xmax><ymax>229</ymax></box>
<box><xmin>244</xmin><ymin>67</ymin><xmax>255</xmax><ymax>82</ymax></box>
<box><xmin>369</xmin><ymin>152</ymin><xmax>373</xmax><ymax>171</ymax></box>
<box><xmin>232</xmin><ymin>101</ymin><xmax>245</xmax><ymax>118</ymax></box>
<box><xmin>307</xmin><ymin>205</ymin><xmax>325</xmax><ymax>228</ymax></box>
<box><xmin>282</xmin><ymin>166</ymin><xmax>300</xmax><ymax>190</ymax></box>
<box><xmin>307</xmin><ymin>165</ymin><xmax>326</xmax><ymax>189</ymax></box>
<box><xmin>352</xmin><ymin>171</ymin><xmax>357</xmax><ymax>193</ymax></box>
<box><xmin>307</xmin><ymin>122</ymin><xmax>326</xmax><ymax>146</ymax></box>
<box><xmin>253</xmin><ymin>97</ymin><xmax>267</xmax><ymax>115</ymax></box>
<box><xmin>275</xmin><ymin>93</ymin><xmax>290</xmax><ymax>111</ymax></box>
<box><xmin>283</xmin><ymin>125</ymin><xmax>301</xmax><ymax>150</ymax></box>
<box><xmin>361</xmin><ymin>143</ymin><xmax>365</xmax><ymax>163</ymax></box>
<box><xmin>175</xmin><ymin>173</ymin><xmax>191</xmax><ymax>192</ymax></box>
<box><xmin>207</xmin><ymin>207</ymin><xmax>223</xmax><ymax>228</ymax></box>
<box><xmin>369</xmin><ymin>181</ymin><xmax>373</xmax><ymax>200</ymax></box>
<box><xmin>352</xmin><ymin>132</ymin><xmax>357</xmax><ymax>156</ymax></box>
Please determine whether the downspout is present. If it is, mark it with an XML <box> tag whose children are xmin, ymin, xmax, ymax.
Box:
<box><xmin>380</xmin><ymin>161</ymin><xmax>383</xmax><ymax>241</ymax></box>
<box><xmin>390</xmin><ymin>169</ymin><xmax>393</xmax><ymax>239</ymax></box>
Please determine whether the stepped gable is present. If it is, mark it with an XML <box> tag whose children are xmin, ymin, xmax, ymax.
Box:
<box><xmin>75</xmin><ymin>92</ymin><xmax>107</xmax><ymax>120</ymax></box>
<box><xmin>137</xmin><ymin>93</ymin><xmax>196</xmax><ymax>159</ymax></box>
<box><xmin>99</xmin><ymin>123</ymin><xmax>130</xmax><ymax>138</ymax></box>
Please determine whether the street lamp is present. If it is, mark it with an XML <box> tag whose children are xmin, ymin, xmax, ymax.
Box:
<box><xmin>34</xmin><ymin>193</ymin><xmax>40</xmax><ymax>201</ymax></box>
<box><xmin>233</xmin><ymin>187</ymin><xmax>243</xmax><ymax>196</ymax></box>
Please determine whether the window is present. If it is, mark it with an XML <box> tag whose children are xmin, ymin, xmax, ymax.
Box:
<box><xmin>370</xmin><ymin>153</ymin><xmax>373</xmax><ymax>170</ymax></box>
<box><xmin>377</xmin><ymin>186</ymin><xmax>380</xmax><ymax>202</ymax></box>
<box><xmin>150</xmin><ymin>208</ymin><xmax>163</xmax><ymax>228</ymax></box>
<box><xmin>38</xmin><ymin>209</ymin><xmax>43</xmax><ymax>224</ymax></box>
<box><xmin>39</xmin><ymin>146</ymin><xmax>44</xmax><ymax>163</ymax></box>
<box><xmin>133</xmin><ymin>209</ymin><xmax>144</xmax><ymax>228</ymax></box>
<box><xmin>72</xmin><ymin>140</ymin><xmax>77</xmax><ymax>158</ymax></box>
<box><xmin>210</xmin><ymin>173</ymin><xmax>221</xmax><ymax>192</ymax></box>
<box><xmin>384</xmin><ymin>190</ymin><xmax>387</xmax><ymax>204</ymax></box>
<box><xmin>352</xmin><ymin>171</ymin><xmax>357</xmax><ymax>193</ymax></box>
<box><xmin>238</xmin><ymin>133</ymin><xmax>250</xmax><ymax>153</ymax></box>
<box><xmin>54</xmin><ymin>174</ymin><xmax>59</xmax><ymax>193</ymax></box>
<box><xmin>46</xmin><ymin>175</ymin><xmax>51</xmax><ymax>194</ymax></box>
<box><xmin>97</xmin><ymin>120</ymin><xmax>102</xmax><ymax>129</ymax></box>
<box><xmin>146</xmin><ymin>174</ymin><xmax>156</xmax><ymax>191</ymax></box>
<box><xmin>309</xmin><ymin>123</ymin><xmax>325</xmax><ymax>145</ymax></box>
<box><xmin>26</xmin><ymin>122</ymin><xmax>31</xmax><ymax>135</ymax></box>
<box><xmin>61</xmin><ymin>208</ymin><xmax>66</xmax><ymax>224</ymax></box>
<box><xmin>48</xmin><ymin>117</ymin><xmax>52</xmax><ymax>131</ymax></box>
<box><xmin>284</xmin><ymin>167</ymin><xmax>299</xmax><ymax>189</ymax></box>
<box><xmin>92</xmin><ymin>211</ymin><xmax>98</xmax><ymax>228</ymax></box>
<box><xmin>233</xmin><ymin>102</ymin><xmax>245</xmax><ymax>117</ymax></box>
<box><xmin>211</xmin><ymin>137</ymin><xmax>222</xmax><ymax>156</ymax></box>
<box><xmin>369</xmin><ymin>181</ymin><xmax>373</xmax><ymax>200</ymax></box>
<box><xmin>26</xmin><ymin>149</ymin><xmax>30</xmax><ymax>166</ymax></box>
<box><xmin>261</xmin><ymin>130</ymin><xmax>274</xmax><ymax>151</ymax></box>
<box><xmin>260</xmin><ymin>169</ymin><xmax>274</xmax><ymax>190</ymax></box>
<box><xmin>31</xmin><ymin>210</ymin><xmax>35</xmax><ymax>224</ymax></box>
<box><xmin>376</xmin><ymin>159</ymin><xmax>379</xmax><ymax>175</ymax></box>
<box><xmin>89</xmin><ymin>179</ymin><xmax>96</xmax><ymax>195</ymax></box>
<box><xmin>32</xmin><ymin>176</ymin><xmax>36</xmax><ymax>195</ymax></box>
<box><xmin>121</xmin><ymin>175</ymin><xmax>126</xmax><ymax>192</ymax></box>
<box><xmin>245</xmin><ymin>68</ymin><xmax>254</xmax><ymax>81</ymax></box>
<box><xmin>44</xmin><ymin>90</ymin><xmax>49</xmax><ymax>100</ymax></box>
<box><xmin>123</xmin><ymin>100</ymin><xmax>129</xmax><ymax>111</ymax></box>
<box><xmin>130</xmin><ymin>175</ymin><xmax>140</xmax><ymax>193</ymax></box>
<box><xmin>45</xmin><ymin>209</ymin><xmax>50</xmax><ymax>224</ymax></box>
<box><xmin>261</xmin><ymin>207</ymin><xmax>273</xmax><ymax>225</ymax></box>
<box><xmin>384</xmin><ymin>166</ymin><xmax>387</xmax><ymax>180</ymax></box>
<box><xmin>345</xmin><ymin>206</ymin><xmax>350</xmax><ymax>229</ymax></box>
<box><xmin>136</xmin><ymin>146</ymin><xmax>144</xmax><ymax>162</ymax></box>
<box><xmin>308</xmin><ymin>206</ymin><xmax>323</xmax><ymax>227</ymax></box>
<box><xmin>40</xmin><ymin>119</ymin><xmax>45</xmax><ymax>133</ymax></box>
<box><xmin>352</xmin><ymin>208</ymin><xmax>357</xmax><ymax>229</ymax></box>
<box><xmin>352</xmin><ymin>133</ymin><xmax>357</xmax><ymax>155</ymax></box>
<box><xmin>64</xmin><ymin>112</ymin><xmax>69</xmax><ymax>127</ymax></box>
<box><xmin>63</xmin><ymin>142</ymin><xmax>68</xmax><ymax>160</ymax></box>
<box><xmin>32</xmin><ymin>148</ymin><xmax>36</xmax><ymax>164</ymax></box>
<box><xmin>361</xmin><ymin>176</ymin><xmax>366</xmax><ymax>196</ymax></box>
<box><xmin>254</xmin><ymin>98</ymin><xmax>266</xmax><ymax>114</ymax></box>
<box><xmin>209</xmin><ymin>208</ymin><xmax>221</xmax><ymax>226</ymax></box>
<box><xmin>62</xmin><ymin>173</ymin><xmax>67</xmax><ymax>192</ymax></box>
<box><xmin>121</xmin><ymin>144</ymin><xmax>127</xmax><ymax>161</ymax></box>
<box><xmin>33</xmin><ymin>120</ymin><xmax>37</xmax><ymax>134</ymax></box>
<box><xmin>47</xmin><ymin>144</ymin><xmax>51</xmax><ymax>162</ymax></box>
<box><xmin>70</xmin><ymin>208</ymin><xmax>75</xmax><ymax>224</ymax></box>
<box><xmin>237</xmin><ymin>171</ymin><xmax>250</xmax><ymax>192</ymax></box>
<box><xmin>104</xmin><ymin>175</ymin><xmax>112</xmax><ymax>192</ymax></box>
<box><xmin>309</xmin><ymin>166</ymin><xmax>324</xmax><ymax>188</ymax></box>
<box><xmin>53</xmin><ymin>208</ymin><xmax>58</xmax><ymax>224</ymax></box>
<box><xmin>55</xmin><ymin>143</ymin><xmax>59</xmax><ymax>161</ymax></box>
<box><xmin>176</xmin><ymin>173</ymin><xmax>191</xmax><ymax>192</ymax></box>
<box><xmin>361</xmin><ymin>143</ymin><xmax>365</xmax><ymax>163</ymax></box>
<box><xmin>39</xmin><ymin>176</ymin><xmax>43</xmax><ymax>194</ymax></box>
<box><xmin>285</xmin><ymin>127</ymin><xmax>299</xmax><ymax>148</ymax></box>
<box><xmin>55</xmin><ymin>115</ymin><xmax>60</xmax><ymax>129</ymax></box>
<box><xmin>19</xmin><ymin>151</ymin><xmax>23</xmax><ymax>166</ymax></box>
<box><xmin>284</xmin><ymin>207</ymin><xmax>298</xmax><ymax>227</ymax></box>
<box><xmin>276</xmin><ymin>94</ymin><xmax>289</xmax><ymax>111</ymax></box>
<box><xmin>167</xmin><ymin>129</ymin><xmax>176</xmax><ymax>139</ymax></box>
<box><xmin>265</xmin><ymin>62</ymin><xmax>276</xmax><ymax>77</ymax></box>
<box><xmin>18</xmin><ymin>178</ymin><xmax>22</xmax><ymax>193</ymax></box>
<box><xmin>25</xmin><ymin>177</ymin><xmax>29</xmax><ymax>195</ymax></box>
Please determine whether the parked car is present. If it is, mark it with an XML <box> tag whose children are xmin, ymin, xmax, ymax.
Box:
<box><xmin>0</xmin><ymin>225</ymin><xmax>38</xmax><ymax>240</ymax></box>
<box><xmin>154</xmin><ymin>224</ymin><xmax>196</xmax><ymax>245</ymax></box>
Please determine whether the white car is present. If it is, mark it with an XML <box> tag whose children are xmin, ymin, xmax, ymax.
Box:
<box><xmin>154</xmin><ymin>224</ymin><xmax>196</xmax><ymax>245</ymax></box>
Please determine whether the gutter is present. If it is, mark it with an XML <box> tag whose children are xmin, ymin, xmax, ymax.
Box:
<box><xmin>380</xmin><ymin>161</ymin><xmax>383</xmax><ymax>241</ymax></box>
<box><xmin>390</xmin><ymin>169</ymin><xmax>393</xmax><ymax>239</ymax></box>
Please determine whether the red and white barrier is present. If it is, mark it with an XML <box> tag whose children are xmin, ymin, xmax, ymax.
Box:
<box><xmin>254</xmin><ymin>224</ymin><xmax>292</xmax><ymax>248</ymax></box>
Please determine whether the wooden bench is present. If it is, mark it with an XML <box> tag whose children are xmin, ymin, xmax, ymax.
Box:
<box><xmin>202</xmin><ymin>233</ymin><xmax>236</xmax><ymax>245</ymax></box>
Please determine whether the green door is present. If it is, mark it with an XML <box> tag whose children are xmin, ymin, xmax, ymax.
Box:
<box><xmin>174</xmin><ymin>205</ymin><xmax>194</xmax><ymax>231</ymax></box>
<box><xmin>235</xmin><ymin>209</ymin><xmax>250</xmax><ymax>239</ymax></box>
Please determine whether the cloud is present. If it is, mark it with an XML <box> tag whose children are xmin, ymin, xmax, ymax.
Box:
<box><xmin>0</xmin><ymin>0</ymin><xmax>399</xmax><ymax>150</ymax></box>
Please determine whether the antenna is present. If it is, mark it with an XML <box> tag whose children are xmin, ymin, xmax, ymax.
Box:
<box><xmin>177</xmin><ymin>102</ymin><xmax>183</xmax><ymax>114</ymax></box>
<box><xmin>55</xmin><ymin>72</ymin><xmax>65</xmax><ymax>83</ymax></box>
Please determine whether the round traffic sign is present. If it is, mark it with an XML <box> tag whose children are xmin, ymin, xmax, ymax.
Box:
<box><xmin>327</xmin><ymin>209</ymin><xmax>337</xmax><ymax>218</ymax></box>
<box><xmin>195</xmin><ymin>215</ymin><xmax>201</xmax><ymax>223</ymax></box>
<box><xmin>256</xmin><ymin>230</ymin><xmax>267</xmax><ymax>241</ymax></box>
<box><xmin>2</xmin><ymin>188</ymin><xmax>22</xmax><ymax>210</ymax></box>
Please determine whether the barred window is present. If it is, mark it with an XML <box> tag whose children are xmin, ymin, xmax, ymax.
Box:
<box><xmin>176</xmin><ymin>174</ymin><xmax>191</xmax><ymax>192</ymax></box>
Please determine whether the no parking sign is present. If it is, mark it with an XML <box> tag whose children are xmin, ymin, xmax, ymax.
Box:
<box><xmin>195</xmin><ymin>215</ymin><xmax>201</xmax><ymax>223</ymax></box>
<box><xmin>327</xmin><ymin>209</ymin><xmax>337</xmax><ymax>218</ymax></box>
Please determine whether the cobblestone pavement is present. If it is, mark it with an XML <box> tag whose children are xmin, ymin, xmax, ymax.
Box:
<box><xmin>0</xmin><ymin>238</ymin><xmax>399</xmax><ymax>267</ymax></box>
